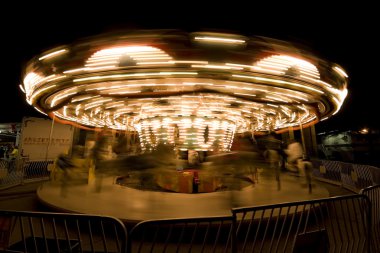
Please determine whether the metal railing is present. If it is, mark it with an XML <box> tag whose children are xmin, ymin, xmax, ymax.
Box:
<box><xmin>360</xmin><ymin>184</ymin><xmax>380</xmax><ymax>253</ymax></box>
<box><xmin>231</xmin><ymin>194</ymin><xmax>370</xmax><ymax>253</ymax></box>
<box><xmin>2</xmin><ymin>158</ymin><xmax>380</xmax><ymax>252</ymax></box>
<box><xmin>311</xmin><ymin>159</ymin><xmax>379</xmax><ymax>193</ymax></box>
<box><xmin>0</xmin><ymin>210</ymin><xmax>128</xmax><ymax>253</ymax></box>
<box><xmin>129</xmin><ymin>216</ymin><xmax>234</xmax><ymax>253</ymax></box>
<box><xmin>22</xmin><ymin>160</ymin><xmax>54</xmax><ymax>183</ymax></box>
<box><xmin>0</xmin><ymin>196</ymin><xmax>376</xmax><ymax>252</ymax></box>
<box><xmin>0</xmin><ymin>159</ymin><xmax>54</xmax><ymax>190</ymax></box>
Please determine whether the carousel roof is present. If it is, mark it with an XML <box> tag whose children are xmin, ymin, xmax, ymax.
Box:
<box><xmin>22</xmin><ymin>30</ymin><xmax>348</xmax><ymax>134</ymax></box>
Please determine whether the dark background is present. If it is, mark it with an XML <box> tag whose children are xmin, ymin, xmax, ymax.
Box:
<box><xmin>1</xmin><ymin>3</ymin><xmax>377</xmax><ymax>134</ymax></box>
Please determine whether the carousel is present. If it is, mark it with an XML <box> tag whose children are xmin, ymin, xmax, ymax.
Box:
<box><xmin>21</xmin><ymin>30</ymin><xmax>349</xmax><ymax>218</ymax></box>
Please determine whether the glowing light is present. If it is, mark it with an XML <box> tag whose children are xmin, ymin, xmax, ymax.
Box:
<box><xmin>34</xmin><ymin>107</ymin><xmax>48</xmax><ymax>116</ymax></box>
<box><xmin>73</xmin><ymin>72</ymin><xmax>197</xmax><ymax>82</ymax></box>
<box><xmin>194</xmin><ymin>36</ymin><xmax>245</xmax><ymax>44</ymax></box>
<box><xmin>253</xmin><ymin>55</ymin><xmax>320</xmax><ymax>80</ymax></box>
<box><xmin>192</xmin><ymin>64</ymin><xmax>243</xmax><ymax>70</ymax></box>
<box><xmin>334</xmin><ymin>66</ymin><xmax>348</xmax><ymax>78</ymax></box>
<box><xmin>39</xmin><ymin>49</ymin><xmax>68</xmax><ymax>61</ymax></box>
<box><xmin>19</xmin><ymin>84</ymin><xmax>25</xmax><ymax>93</ymax></box>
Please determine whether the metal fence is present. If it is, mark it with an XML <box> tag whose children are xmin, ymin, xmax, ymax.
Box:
<box><xmin>0</xmin><ymin>195</ymin><xmax>377</xmax><ymax>252</ymax></box>
<box><xmin>129</xmin><ymin>216</ymin><xmax>234</xmax><ymax>253</ymax></box>
<box><xmin>0</xmin><ymin>159</ymin><xmax>53</xmax><ymax>190</ymax></box>
<box><xmin>127</xmin><ymin>194</ymin><xmax>373</xmax><ymax>253</ymax></box>
<box><xmin>0</xmin><ymin>210</ymin><xmax>128</xmax><ymax>253</ymax></box>
<box><xmin>311</xmin><ymin>159</ymin><xmax>379</xmax><ymax>193</ymax></box>
<box><xmin>2</xmin><ymin>158</ymin><xmax>380</xmax><ymax>252</ymax></box>
<box><xmin>360</xmin><ymin>184</ymin><xmax>380</xmax><ymax>253</ymax></box>
<box><xmin>232</xmin><ymin>194</ymin><xmax>370</xmax><ymax>253</ymax></box>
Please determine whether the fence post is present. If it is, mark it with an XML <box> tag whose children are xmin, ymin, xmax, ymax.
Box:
<box><xmin>364</xmin><ymin>194</ymin><xmax>372</xmax><ymax>253</ymax></box>
<box><xmin>231</xmin><ymin>211</ymin><xmax>237</xmax><ymax>253</ymax></box>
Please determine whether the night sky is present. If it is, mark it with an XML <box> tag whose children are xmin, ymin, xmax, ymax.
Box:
<box><xmin>1</xmin><ymin>4</ymin><xmax>377</xmax><ymax>133</ymax></box>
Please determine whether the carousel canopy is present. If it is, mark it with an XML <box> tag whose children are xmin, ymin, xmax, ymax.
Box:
<box><xmin>22</xmin><ymin>30</ymin><xmax>348</xmax><ymax>151</ymax></box>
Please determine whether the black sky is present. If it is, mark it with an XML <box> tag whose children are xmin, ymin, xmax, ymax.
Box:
<box><xmin>1</xmin><ymin>3</ymin><xmax>377</xmax><ymax>133</ymax></box>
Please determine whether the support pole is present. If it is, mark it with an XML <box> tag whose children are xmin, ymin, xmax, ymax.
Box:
<box><xmin>299</xmin><ymin>112</ymin><xmax>306</xmax><ymax>155</ymax></box>
<box><xmin>46</xmin><ymin>115</ymin><xmax>55</xmax><ymax>161</ymax></box>
<box><xmin>289</xmin><ymin>126</ymin><xmax>294</xmax><ymax>140</ymax></box>
<box><xmin>310</xmin><ymin>124</ymin><xmax>318</xmax><ymax>157</ymax></box>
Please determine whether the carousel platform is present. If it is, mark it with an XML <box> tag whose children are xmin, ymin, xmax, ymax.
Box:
<box><xmin>36</xmin><ymin>167</ymin><xmax>346</xmax><ymax>223</ymax></box>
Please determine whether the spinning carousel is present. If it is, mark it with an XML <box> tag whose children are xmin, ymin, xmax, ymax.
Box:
<box><xmin>22</xmin><ymin>30</ymin><xmax>349</xmax><ymax>218</ymax></box>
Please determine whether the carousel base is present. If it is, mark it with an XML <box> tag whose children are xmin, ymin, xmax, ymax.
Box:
<box><xmin>37</xmin><ymin>171</ymin><xmax>334</xmax><ymax>223</ymax></box>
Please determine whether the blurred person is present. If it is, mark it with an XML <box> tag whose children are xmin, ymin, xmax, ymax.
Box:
<box><xmin>264</xmin><ymin>148</ymin><xmax>281</xmax><ymax>190</ymax></box>
<box><xmin>284</xmin><ymin>139</ymin><xmax>304</xmax><ymax>173</ymax></box>
<box><xmin>90</xmin><ymin>127</ymin><xmax>113</xmax><ymax>192</ymax></box>
<box><xmin>92</xmin><ymin>128</ymin><xmax>112</xmax><ymax>169</ymax></box>
<box><xmin>55</xmin><ymin>153</ymin><xmax>76</xmax><ymax>197</ymax></box>
<box><xmin>298</xmin><ymin>155</ymin><xmax>314</xmax><ymax>193</ymax></box>
<box><xmin>263</xmin><ymin>133</ymin><xmax>282</xmax><ymax>190</ymax></box>
<box><xmin>10</xmin><ymin>145</ymin><xmax>19</xmax><ymax>157</ymax></box>
<box><xmin>8</xmin><ymin>145</ymin><xmax>18</xmax><ymax>173</ymax></box>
